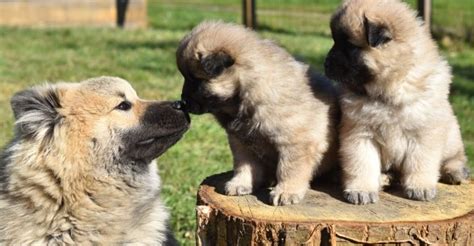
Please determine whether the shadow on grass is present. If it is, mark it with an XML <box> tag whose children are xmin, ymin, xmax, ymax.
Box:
<box><xmin>294</xmin><ymin>53</ymin><xmax>328</xmax><ymax>71</ymax></box>
<box><xmin>451</xmin><ymin>64</ymin><xmax>474</xmax><ymax>98</ymax></box>
<box><xmin>258</xmin><ymin>23</ymin><xmax>331</xmax><ymax>38</ymax></box>
<box><xmin>107</xmin><ymin>39</ymin><xmax>179</xmax><ymax>51</ymax></box>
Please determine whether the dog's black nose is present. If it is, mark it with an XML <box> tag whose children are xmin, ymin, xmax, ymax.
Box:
<box><xmin>171</xmin><ymin>100</ymin><xmax>186</xmax><ymax>110</ymax></box>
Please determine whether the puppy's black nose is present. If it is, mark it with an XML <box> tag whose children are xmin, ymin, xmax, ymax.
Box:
<box><xmin>171</xmin><ymin>100</ymin><xmax>186</xmax><ymax>110</ymax></box>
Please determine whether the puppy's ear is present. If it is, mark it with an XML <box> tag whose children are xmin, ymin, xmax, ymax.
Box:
<box><xmin>364</xmin><ymin>16</ymin><xmax>392</xmax><ymax>47</ymax></box>
<box><xmin>200</xmin><ymin>51</ymin><xmax>235</xmax><ymax>77</ymax></box>
<box><xmin>11</xmin><ymin>85</ymin><xmax>62</xmax><ymax>139</ymax></box>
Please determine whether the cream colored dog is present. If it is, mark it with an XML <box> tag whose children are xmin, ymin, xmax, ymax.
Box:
<box><xmin>325</xmin><ymin>0</ymin><xmax>469</xmax><ymax>204</ymax></box>
<box><xmin>177</xmin><ymin>21</ymin><xmax>339</xmax><ymax>205</ymax></box>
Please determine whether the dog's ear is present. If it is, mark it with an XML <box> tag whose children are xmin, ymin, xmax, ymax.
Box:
<box><xmin>200</xmin><ymin>51</ymin><xmax>235</xmax><ymax>77</ymax></box>
<box><xmin>11</xmin><ymin>85</ymin><xmax>62</xmax><ymax>139</ymax></box>
<box><xmin>364</xmin><ymin>16</ymin><xmax>392</xmax><ymax>47</ymax></box>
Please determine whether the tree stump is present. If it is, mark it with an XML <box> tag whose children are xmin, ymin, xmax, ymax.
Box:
<box><xmin>196</xmin><ymin>172</ymin><xmax>474</xmax><ymax>245</ymax></box>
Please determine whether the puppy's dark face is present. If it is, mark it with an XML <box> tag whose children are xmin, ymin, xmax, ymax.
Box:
<box><xmin>177</xmin><ymin>46</ymin><xmax>239</xmax><ymax>115</ymax></box>
<box><xmin>325</xmin><ymin>10</ymin><xmax>393</xmax><ymax>94</ymax></box>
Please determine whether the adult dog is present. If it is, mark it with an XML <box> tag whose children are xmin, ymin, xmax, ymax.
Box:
<box><xmin>0</xmin><ymin>76</ymin><xmax>188</xmax><ymax>244</ymax></box>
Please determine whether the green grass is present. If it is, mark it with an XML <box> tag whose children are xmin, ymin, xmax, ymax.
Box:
<box><xmin>0</xmin><ymin>1</ymin><xmax>473</xmax><ymax>245</ymax></box>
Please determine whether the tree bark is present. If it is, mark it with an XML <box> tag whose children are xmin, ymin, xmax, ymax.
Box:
<box><xmin>197</xmin><ymin>172</ymin><xmax>474</xmax><ymax>245</ymax></box>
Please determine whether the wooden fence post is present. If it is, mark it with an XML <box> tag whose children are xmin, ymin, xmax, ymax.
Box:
<box><xmin>116</xmin><ymin>0</ymin><xmax>129</xmax><ymax>28</ymax></box>
<box><xmin>417</xmin><ymin>0</ymin><xmax>432</xmax><ymax>31</ymax></box>
<box><xmin>242</xmin><ymin>0</ymin><xmax>256</xmax><ymax>29</ymax></box>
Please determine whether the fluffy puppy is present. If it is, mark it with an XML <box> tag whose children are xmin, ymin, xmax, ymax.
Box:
<box><xmin>0</xmin><ymin>77</ymin><xmax>188</xmax><ymax>244</ymax></box>
<box><xmin>325</xmin><ymin>0</ymin><xmax>469</xmax><ymax>204</ymax></box>
<box><xmin>177</xmin><ymin>21</ymin><xmax>339</xmax><ymax>206</ymax></box>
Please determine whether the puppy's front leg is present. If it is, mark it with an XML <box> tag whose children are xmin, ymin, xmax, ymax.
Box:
<box><xmin>402</xmin><ymin>134</ymin><xmax>443</xmax><ymax>201</ymax></box>
<box><xmin>269</xmin><ymin>143</ymin><xmax>321</xmax><ymax>206</ymax></box>
<box><xmin>225</xmin><ymin>135</ymin><xmax>263</xmax><ymax>196</ymax></box>
<box><xmin>341</xmin><ymin>134</ymin><xmax>381</xmax><ymax>205</ymax></box>
<box><xmin>440</xmin><ymin>125</ymin><xmax>469</xmax><ymax>184</ymax></box>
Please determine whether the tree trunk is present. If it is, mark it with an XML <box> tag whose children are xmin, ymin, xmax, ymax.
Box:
<box><xmin>196</xmin><ymin>172</ymin><xmax>474</xmax><ymax>245</ymax></box>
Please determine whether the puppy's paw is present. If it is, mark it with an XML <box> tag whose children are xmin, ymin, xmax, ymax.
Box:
<box><xmin>405</xmin><ymin>187</ymin><xmax>437</xmax><ymax>201</ymax></box>
<box><xmin>269</xmin><ymin>185</ymin><xmax>306</xmax><ymax>206</ymax></box>
<box><xmin>343</xmin><ymin>190</ymin><xmax>379</xmax><ymax>205</ymax></box>
<box><xmin>225</xmin><ymin>181</ymin><xmax>252</xmax><ymax>196</ymax></box>
<box><xmin>441</xmin><ymin>167</ymin><xmax>470</xmax><ymax>185</ymax></box>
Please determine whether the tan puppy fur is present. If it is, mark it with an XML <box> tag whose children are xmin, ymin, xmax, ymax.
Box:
<box><xmin>0</xmin><ymin>77</ymin><xmax>189</xmax><ymax>244</ymax></box>
<box><xmin>177</xmin><ymin>21</ymin><xmax>339</xmax><ymax>206</ymax></box>
<box><xmin>325</xmin><ymin>0</ymin><xmax>469</xmax><ymax>204</ymax></box>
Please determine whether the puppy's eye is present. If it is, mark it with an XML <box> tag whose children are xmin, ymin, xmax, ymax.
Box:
<box><xmin>115</xmin><ymin>101</ymin><xmax>132</xmax><ymax>111</ymax></box>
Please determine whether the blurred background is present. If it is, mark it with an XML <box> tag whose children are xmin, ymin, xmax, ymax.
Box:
<box><xmin>0</xmin><ymin>0</ymin><xmax>472</xmax><ymax>244</ymax></box>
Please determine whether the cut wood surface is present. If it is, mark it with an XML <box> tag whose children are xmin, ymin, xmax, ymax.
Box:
<box><xmin>196</xmin><ymin>172</ymin><xmax>474</xmax><ymax>245</ymax></box>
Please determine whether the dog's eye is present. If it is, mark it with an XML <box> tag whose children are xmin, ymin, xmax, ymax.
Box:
<box><xmin>115</xmin><ymin>101</ymin><xmax>132</xmax><ymax>111</ymax></box>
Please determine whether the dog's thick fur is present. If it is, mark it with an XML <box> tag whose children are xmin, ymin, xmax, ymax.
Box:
<box><xmin>177</xmin><ymin>21</ymin><xmax>339</xmax><ymax>206</ymax></box>
<box><xmin>325</xmin><ymin>0</ymin><xmax>469</xmax><ymax>204</ymax></box>
<box><xmin>0</xmin><ymin>77</ymin><xmax>188</xmax><ymax>244</ymax></box>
